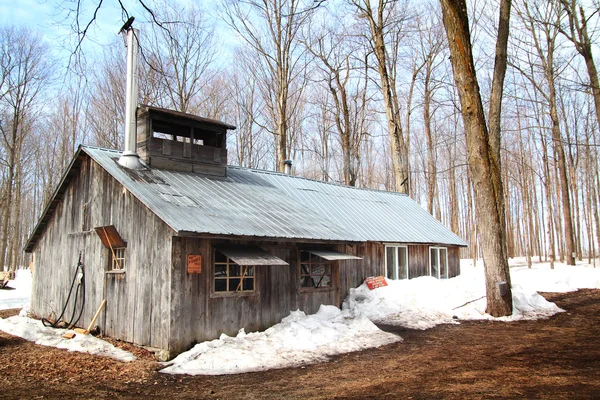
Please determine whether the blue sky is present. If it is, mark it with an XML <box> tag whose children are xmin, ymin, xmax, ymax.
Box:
<box><xmin>0</xmin><ymin>0</ymin><xmax>235</xmax><ymax>71</ymax></box>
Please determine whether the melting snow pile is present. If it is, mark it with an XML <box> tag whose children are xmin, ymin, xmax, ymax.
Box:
<box><xmin>343</xmin><ymin>258</ymin><xmax>600</xmax><ymax>330</ymax></box>
<box><xmin>0</xmin><ymin>269</ymin><xmax>32</xmax><ymax>310</ymax></box>
<box><xmin>3</xmin><ymin>259</ymin><xmax>600</xmax><ymax>374</ymax></box>
<box><xmin>0</xmin><ymin>311</ymin><xmax>136</xmax><ymax>362</ymax></box>
<box><xmin>0</xmin><ymin>269</ymin><xmax>135</xmax><ymax>362</ymax></box>
<box><xmin>161</xmin><ymin>305</ymin><xmax>400</xmax><ymax>375</ymax></box>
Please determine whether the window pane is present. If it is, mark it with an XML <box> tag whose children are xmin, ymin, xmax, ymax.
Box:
<box><xmin>229</xmin><ymin>264</ymin><xmax>241</xmax><ymax>277</ymax></box>
<box><xmin>215</xmin><ymin>264</ymin><xmax>227</xmax><ymax>277</ymax></box>
<box><xmin>386</xmin><ymin>247</ymin><xmax>397</xmax><ymax>280</ymax></box>
<box><xmin>242</xmin><ymin>277</ymin><xmax>254</xmax><ymax>291</ymax></box>
<box><xmin>431</xmin><ymin>248</ymin><xmax>439</xmax><ymax>278</ymax></box>
<box><xmin>440</xmin><ymin>248</ymin><xmax>448</xmax><ymax>279</ymax></box>
<box><xmin>312</xmin><ymin>264</ymin><xmax>326</xmax><ymax>276</ymax></box>
<box><xmin>398</xmin><ymin>247</ymin><xmax>407</xmax><ymax>279</ymax></box>
<box><xmin>215</xmin><ymin>279</ymin><xmax>227</xmax><ymax>292</ymax></box>
<box><xmin>300</xmin><ymin>251</ymin><xmax>310</xmax><ymax>262</ymax></box>
<box><xmin>215</xmin><ymin>251</ymin><xmax>227</xmax><ymax>263</ymax></box>
<box><xmin>300</xmin><ymin>264</ymin><xmax>310</xmax><ymax>277</ymax></box>
<box><xmin>246</xmin><ymin>266</ymin><xmax>254</xmax><ymax>277</ymax></box>
<box><xmin>318</xmin><ymin>275</ymin><xmax>331</xmax><ymax>287</ymax></box>
<box><xmin>301</xmin><ymin>276</ymin><xmax>314</xmax><ymax>288</ymax></box>
<box><xmin>229</xmin><ymin>278</ymin><xmax>241</xmax><ymax>291</ymax></box>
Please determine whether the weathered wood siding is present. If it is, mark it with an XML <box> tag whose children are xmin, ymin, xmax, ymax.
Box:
<box><xmin>408</xmin><ymin>245</ymin><xmax>431</xmax><ymax>278</ymax></box>
<box><xmin>170</xmin><ymin>239</ymin><xmax>350</xmax><ymax>355</ymax></box>
<box><xmin>448</xmin><ymin>246</ymin><xmax>460</xmax><ymax>278</ymax></box>
<box><xmin>31</xmin><ymin>156</ymin><xmax>173</xmax><ymax>350</ymax></box>
<box><xmin>336</xmin><ymin>243</ymin><xmax>384</xmax><ymax>302</ymax></box>
<box><xmin>406</xmin><ymin>245</ymin><xmax>461</xmax><ymax>279</ymax></box>
<box><xmin>168</xmin><ymin>239</ymin><xmax>462</xmax><ymax>356</ymax></box>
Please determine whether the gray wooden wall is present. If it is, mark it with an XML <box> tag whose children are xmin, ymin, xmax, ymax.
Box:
<box><xmin>30</xmin><ymin>156</ymin><xmax>173</xmax><ymax>351</ymax></box>
<box><xmin>408</xmin><ymin>244</ymin><xmax>461</xmax><ymax>278</ymax></box>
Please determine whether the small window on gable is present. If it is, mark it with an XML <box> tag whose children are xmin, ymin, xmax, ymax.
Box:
<box><xmin>214</xmin><ymin>251</ymin><xmax>255</xmax><ymax>293</ymax></box>
<box><xmin>300</xmin><ymin>251</ymin><xmax>333</xmax><ymax>289</ymax></box>
<box><xmin>430</xmin><ymin>247</ymin><xmax>448</xmax><ymax>279</ymax></box>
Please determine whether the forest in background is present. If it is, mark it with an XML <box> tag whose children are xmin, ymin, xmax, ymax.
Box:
<box><xmin>1</xmin><ymin>0</ymin><xmax>599</xmax><ymax>273</ymax></box>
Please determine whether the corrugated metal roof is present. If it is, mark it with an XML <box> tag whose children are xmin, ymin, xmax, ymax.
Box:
<box><xmin>27</xmin><ymin>146</ymin><xmax>467</xmax><ymax>249</ymax></box>
<box><xmin>83</xmin><ymin>146</ymin><xmax>358</xmax><ymax>242</ymax></box>
<box><xmin>247</xmin><ymin>167</ymin><xmax>467</xmax><ymax>246</ymax></box>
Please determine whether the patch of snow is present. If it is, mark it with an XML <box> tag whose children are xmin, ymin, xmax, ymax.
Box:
<box><xmin>4</xmin><ymin>258</ymin><xmax>600</xmax><ymax>375</ymax></box>
<box><xmin>160</xmin><ymin>304</ymin><xmax>401</xmax><ymax>375</ymax></box>
<box><xmin>0</xmin><ymin>269</ymin><xmax>32</xmax><ymax>310</ymax></box>
<box><xmin>0</xmin><ymin>314</ymin><xmax>136</xmax><ymax>362</ymax></box>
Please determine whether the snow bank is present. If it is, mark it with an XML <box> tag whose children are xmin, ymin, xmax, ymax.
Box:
<box><xmin>0</xmin><ymin>313</ymin><xmax>136</xmax><ymax>362</ymax></box>
<box><xmin>342</xmin><ymin>258</ymin><xmax>599</xmax><ymax>330</ymax></box>
<box><xmin>3</xmin><ymin>258</ymin><xmax>600</xmax><ymax>375</ymax></box>
<box><xmin>0</xmin><ymin>269</ymin><xmax>32</xmax><ymax>310</ymax></box>
<box><xmin>161</xmin><ymin>305</ymin><xmax>401</xmax><ymax>375</ymax></box>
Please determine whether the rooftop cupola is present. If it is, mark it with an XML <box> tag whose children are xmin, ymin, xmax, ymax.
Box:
<box><xmin>136</xmin><ymin>105</ymin><xmax>236</xmax><ymax>177</ymax></box>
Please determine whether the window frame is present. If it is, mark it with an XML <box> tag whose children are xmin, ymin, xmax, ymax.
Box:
<box><xmin>212</xmin><ymin>250</ymin><xmax>257</xmax><ymax>297</ymax></box>
<box><xmin>384</xmin><ymin>244</ymin><xmax>409</xmax><ymax>280</ymax></box>
<box><xmin>299</xmin><ymin>251</ymin><xmax>336</xmax><ymax>291</ymax></box>
<box><xmin>109</xmin><ymin>247</ymin><xmax>126</xmax><ymax>271</ymax></box>
<box><xmin>429</xmin><ymin>246</ymin><xmax>448</xmax><ymax>279</ymax></box>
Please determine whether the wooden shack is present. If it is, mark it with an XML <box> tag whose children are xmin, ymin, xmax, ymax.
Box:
<box><xmin>25</xmin><ymin>105</ymin><xmax>467</xmax><ymax>359</ymax></box>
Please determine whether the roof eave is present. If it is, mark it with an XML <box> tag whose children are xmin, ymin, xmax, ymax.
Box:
<box><xmin>24</xmin><ymin>146</ymin><xmax>87</xmax><ymax>253</ymax></box>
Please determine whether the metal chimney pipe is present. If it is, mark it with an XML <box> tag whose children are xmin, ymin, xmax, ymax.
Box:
<box><xmin>284</xmin><ymin>159</ymin><xmax>292</xmax><ymax>175</ymax></box>
<box><xmin>118</xmin><ymin>27</ymin><xmax>144</xmax><ymax>169</ymax></box>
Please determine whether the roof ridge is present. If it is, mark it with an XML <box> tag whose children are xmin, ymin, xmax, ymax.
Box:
<box><xmin>81</xmin><ymin>144</ymin><xmax>121</xmax><ymax>153</ymax></box>
<box><xmin>227</xmin><ymin>165</ymin><xmax>409</xmax><ymax>196</ymax></box>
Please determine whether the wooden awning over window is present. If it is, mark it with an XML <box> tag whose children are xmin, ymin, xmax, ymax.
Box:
<box><xmin>305</xmin><ymin>250</ymin><xmax>362</xmax><ymax>261</ymax></box>
<box><xmin>95</xmin><ymin>225</ymin><xmax>126</xmax><ymax>249</ymax></box>
<box><xmin>216</xmin><ymin>247</ymin><xmax>288</xmax><ymax>266</ymax></box>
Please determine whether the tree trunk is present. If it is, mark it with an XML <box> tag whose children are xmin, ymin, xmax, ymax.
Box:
<box><xmin>424</xmin><ymin>70</ymin><xmax>436</xmax><ymax>214</ymax></box>
<box><xmin>361</xmin><ymin>0</ymin><xmax>409</xmax><ymax>193</ymax></box>
<box><xmin>440</xmin><ymin>0</ymin><xmax>513</xmax><ymax>316</ymax></box>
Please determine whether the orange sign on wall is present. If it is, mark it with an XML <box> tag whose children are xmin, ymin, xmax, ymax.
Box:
<box><xmin>187</xmin><ymin>254</ymin><xmax>202</xmax><ymax>274</ymax></box>
<box><xmin>365</xmin><ymin>276</ymin><xmax>388</xmax><ymax>290</ymax></box>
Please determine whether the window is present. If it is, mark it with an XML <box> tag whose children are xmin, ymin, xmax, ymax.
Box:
<box><xmin>110</xmin><ymin>247</ymin><xmax>126</xmax><ymax>270</ymax></box>
<box><xmin>214</xmin><ymin>251</ymin><xmax>255</xmax><ymax>293</ymax></box>
<box><xmin>430</xmin><ymin>247</ymin><xmax>448</xmax><ymax>279</ymax></box>
<box><xmin>300</xmin><ymin>251</ymin><xmax>333</xmax><ymax>289</ymax></box>
<box><xmin>385</xmin><ymin>245</ymin><xmax>408</xmax><ymax>280</ymax></box>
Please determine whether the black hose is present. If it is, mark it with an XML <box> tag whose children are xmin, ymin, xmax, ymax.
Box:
<box><xmin>42</xmin><ymin>253</ymin><xmax>85</xmax><ymax>329</ymax></box>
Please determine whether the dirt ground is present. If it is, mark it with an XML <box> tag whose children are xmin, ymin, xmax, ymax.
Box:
<box><xmin>1</xmin><ymin>290</ymin><xmax>600</xmax><ymax>399</ymax></box>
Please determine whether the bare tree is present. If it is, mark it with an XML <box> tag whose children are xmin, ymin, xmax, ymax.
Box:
<box><xmin>351</xmin><ymin>0</ymin><xmax>410</xmax><ymax>193</ymax></box>
<box><xmin>302</xmin><ymin>17</ymin><xmax>363</xmax><ymax>185</ymax></box>
<box><xmin>0</xmin><ymin>26</ymin><xmax>52</xmax><ymax>271</ymax></box>
<box><xmin>222</xmin><ymin>0</ymin><xmax>315</xmax><ymax>171</ymax></box>
<box><xmin>145</xmin><ymin>2</ymin><xmax>219</xmax><ymax>113</ymax></box>
<box><xmin>514</xmin><ymin>0</ymin><xmax>576</xmax><ymax>265</ymax></box>
<box><xmin>558</xmin><ymin>0</ymin><xmax>600</xmax><ymax>135</ymax></box>
<box><xmin>439</xmin><ymin>0</ymin><xmax>513</xmax><ymax>316</ymax></box>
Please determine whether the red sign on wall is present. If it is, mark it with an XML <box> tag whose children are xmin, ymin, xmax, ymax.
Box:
<box><xmin>365</xmin><ymin>276</ymin><xmax>388</xmax><ymax>290</ymax></box>
<box><xmin>187</xmin><ymin>254</ymin><xmax>202</xmax><ymax>274</ymax></box>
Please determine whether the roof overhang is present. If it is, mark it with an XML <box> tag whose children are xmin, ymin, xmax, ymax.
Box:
<box><xmin>24</xmin><ymin>147</ymin><xmax>88</xmax><ymax>253</ymax></box>
<box><xmin>216</xmin><ymin>246</ymin><xmax>289</xmax><ymax>266</ymax></box>
<box><xmin>304</xmin><ymin>250</ymin><xmax>362</xmax><ymax>261</ymax></box>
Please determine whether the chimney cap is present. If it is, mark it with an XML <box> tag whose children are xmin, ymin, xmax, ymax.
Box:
<box><xmin>284</xmin><ymin>159</ymin><xmax>292</xmax><ymax>166</ymax></box>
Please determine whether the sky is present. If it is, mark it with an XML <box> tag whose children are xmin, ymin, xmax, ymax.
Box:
<box><xmin>0</xmin><ymin>0</ymin><xmax>231</xmax><ymax>72</ymax></box>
